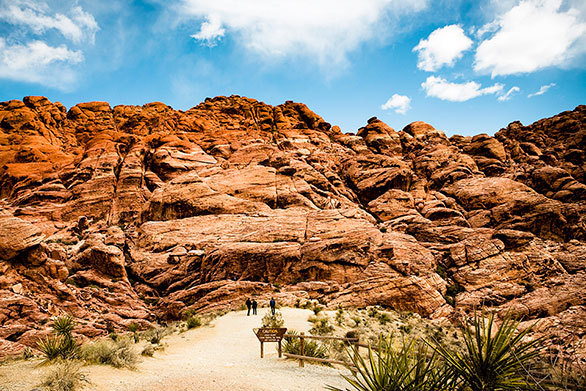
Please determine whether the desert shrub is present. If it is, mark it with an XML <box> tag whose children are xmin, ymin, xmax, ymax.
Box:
<box><xmin>109</xmin><ymin>332</ymin><xmax>118</xmax><ymax>342</ymax></box>
<box><xmin>80</xmin><ymin>339</ymin><xmax>138</xmax><ymax>369</ymax></box>
<box><xmin>312</xmin><ymin>305</ymin><xmax>323</xmax><ymax>315</ymax></box>
<box><xmin>378</xmin><ymin>313</ymin><xmax>391</xmax><ymax>325</ymax></box>
<box><xmin>283</xmin><ymin>330</ymin><xmax>328</xmax><ymax>360</ymax></box>
<box><xmin>367</xmin><ymin>307</ymin><xmax>379</xmax><ymax>318</ymax></box>
<box><xmin>127</xmin><ymin>323</ymin><xmax>139</xmax><ymax>333</ymax></box>
<box><xmin>295</xmin><ymin>298</ymin><xmax>301</xmax><ymax>308</ymax></box>
<box><xmin>328</xmin><ymin>335</ymin><xmax>454</xmax><ymax>391</ymax></box>
<box><xmin>335</xmin><ymin>309</ymin><xmax>345</xmax><ymax>326</ymax></box>
<box><xmin>351</xmin><ymin>317</ymin><xmax>361</xmax><ymax>327</ymax></box>
<box><xmin>302</xmin><ymin>300</ymin><xmax>313</xmax><ymax>309</ymax></box>
<box><xmin>261</xmin><ymin>311</ymin><xmax>284</xmax><ymax>328</ymax></box>
<box><xmin>42</xmin><ymin>361</ymin><xmax>86</xmax><ymax>391</ymax></box>
<box><xmin>431</xmin><ymin>311</ymin><xmax>543</xmax><ymax>391</ymax></box>
<box><xmin>310</xmin><ymin>318</ymin><xmax>334</xmax><ymax>335</ymax></box>
<box><xmin>186</xmin><ymin>316</ymin><xmax>201</xmax><ymax>329</ymax></box>
<box><xmin>399</xmin><ymin>324</ymin><xmax>412</xmax><ymax>334</ymax></box>
<box><xmin>143</xmin><ymin>327</ymin><xmax>166</xmax><ymax>344</ymax></box>
<box><xmin>141</xmin><ymin>344</ymin><xmax>155</xmax><ymax>357</ymax></box>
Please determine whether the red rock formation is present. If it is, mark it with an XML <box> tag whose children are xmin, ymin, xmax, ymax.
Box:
<box><xmin>0</xmin><ymin>96</ymin><xmax>584</xmax><ymax>360</ymax></box>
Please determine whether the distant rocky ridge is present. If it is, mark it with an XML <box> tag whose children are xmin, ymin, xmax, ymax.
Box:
<box><xmin>0</xmin><ymin>96</ymin><xmax>584</xmax><ymax>360</ymax></box>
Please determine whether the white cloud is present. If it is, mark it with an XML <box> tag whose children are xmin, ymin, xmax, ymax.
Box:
<box><xmin>177</xmin><ymin>0</ymin><xmax>428</xmax><ymax>66</ymax></box>
<box><xmin>528</xmin><ymin>83</ymin><xmax>556</xmax><ymax>97</ymax></box>
<box><xmin>191</xmin><ymin>17</ymin><xmax>225</xmax><ymax>47</ymax></box>
<box><xmin>0</xmin><ymin>1</ymin><xmax>99</xmax><ymax>44</ymax></box>
<box><xmin>498</xmin><ymin>86</ymin><xmax>520</xmax><ymax>101</ymax></box>
<box><xmin>421</xmin><ymin>76</ymin><xmax>504</xmax><ymax>102</ymax></box>
<box><xmin>413</xmin><ymin>25</ymin><xmax>473</xmax><ymax>71</ymax></box>
<box><xmin>381</xmin><ymin>94</ymin><xmax>411</xmax><ymax>114</ymax></box>
<box><xmin>475</xmin><ymin>0</ymin><xmax>586</xmax><ymax>76</ymax></box>
<box><xmin>0</xmin><ymin>38</ymin><xmax>83</xmax><ymax>88</ymax></box>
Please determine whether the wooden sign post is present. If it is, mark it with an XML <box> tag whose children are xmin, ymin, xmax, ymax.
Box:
<box><xmin>253</xmin><ymin>327</ymin><xmax>287</xmax><ymax>358</ymax></box>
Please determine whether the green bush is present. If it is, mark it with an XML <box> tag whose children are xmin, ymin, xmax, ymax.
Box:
<box><xmin>283</xmin><ymin>330</ymin><xmax>328</xmax><ymax>361</ymax></box>
<box><xmin>186</xmin><ymin>316</ymin><xmax>201</xmax><ymax>329</ymax></box>
<box><xmin>127</xmin><ymin>323</ymin><xmax>139</xmax><ymax>333</ymax></box>
<box><xmin>335</xmin><ymin>309</ymin><xmax>345</xmax><ymax>326</ymax></box>
<box><xmin>262</xmin><ymin>311</ymin><xmax>284</xmax><ymax>328</ymax></box>
<box><xmin>378</xmin><ymin>313</ymin><xmax>391</xmax><ymax>325</ymax></box>
<box><xmin>310</xmin><ymin>318</ymin><xmax>334</xmax><ymax>335</ymax></box>
<box><xmin>312</xmin><ymin>305</ymin><xmax>323</xmax><ymax>315</ymax></box>
<box><xmin>80</xmin><ymin>339</ymin><xmax>138</xmax><ymax>369</ymax></box>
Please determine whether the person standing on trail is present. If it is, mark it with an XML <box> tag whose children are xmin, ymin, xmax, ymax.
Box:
<box><xmin>270</xmin><ymin>297</ymin><xmax>276</xmax><ymax>315</ymax></box>
<box><xmin>252</xmin><ymin>299</ymin><xmax>258</xmax><ymax>315</ymax></box>
<box><xmin>246</xmin><ymin>298</ymin><xmax>252</xmax><ymax>316</ymax></box>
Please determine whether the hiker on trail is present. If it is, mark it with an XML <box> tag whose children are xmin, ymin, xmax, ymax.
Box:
<box><xmin>246</xmin><ymin>298</ymin><xmax>252</xmax><ymax>316</ymax></box>
<box><xmin>270</xmin><ymin>297</ymin><xmax>276</xmax><ymax>315</ymax></box>
<box><xmin>252</xmin><ymin>299</ymin><xmax>258</xmax><ymax>315</ymax></box>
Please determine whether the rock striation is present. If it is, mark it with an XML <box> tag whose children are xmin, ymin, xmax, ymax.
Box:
<box><xmin>0</xmin><ymin>96</ymin><xmax>584</xmax><ymax>359</ymax></box>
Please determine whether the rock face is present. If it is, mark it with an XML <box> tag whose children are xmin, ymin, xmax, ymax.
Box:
<box><xmin>0</xmin><ymin>96</ymin><xmax>584</xmax><ymax>359</ymax></box>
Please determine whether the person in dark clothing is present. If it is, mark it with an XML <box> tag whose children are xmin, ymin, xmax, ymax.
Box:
<box><xmin>269</xmin><ymin>297</ymin><xmax>276</xmax><ymax>315</ymax></box>
<box><xmin>252</xmin><ymin>299</ymin><xmax>258</xmax><ymax>315</ymax></box>
<box><xmin>246</xmin><ymin>298</ymin><xmax>252</xmax><ymax>316</ymax></box>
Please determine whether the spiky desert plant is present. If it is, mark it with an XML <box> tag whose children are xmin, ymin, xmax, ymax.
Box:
<box><xmin>431</xmin><ymin>311</ymin><xmax>543</xmax><ymax>391</ymax></box>
<box><xmin>282</xmin><ymin>330</ymin><xmax>329</xmax><ymax>360</ymax></box>
<box><xmin>38</xmin><ymin>335</ymin><xmax>65</xmax><ymax>361</ymax></box>
<box><xmin>52</xmin><ymin>315</ymin><xmax>75</xmax><ymax>337</ymax></box>
<box><xmin>328</xmin><ymin>335</ymin><xmax>455</xmax><ymax>391</ymax></box>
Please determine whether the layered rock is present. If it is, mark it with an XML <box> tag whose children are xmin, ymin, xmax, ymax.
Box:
<box><xmin>0</xmin><ymin>96</ymin><xmax>584</xmax><ymax>360</ymax></box>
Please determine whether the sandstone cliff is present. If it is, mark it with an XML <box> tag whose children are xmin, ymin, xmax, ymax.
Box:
<box><xmin>0</xmin><ymin>96</ymin><xmax>584</xmax><ymax>359</ymax></box>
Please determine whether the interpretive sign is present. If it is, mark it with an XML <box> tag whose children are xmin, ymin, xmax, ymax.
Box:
<box><xmin>253</xmin><ymin>327</ymin><xmax>287</xmax><ymax>358</ymax></box>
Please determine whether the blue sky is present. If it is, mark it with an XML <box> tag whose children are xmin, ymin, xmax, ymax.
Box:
<box><xmin>0</xmin><ymin>0</ymin><xmax>585</xmax><ymax>136</ymax></box>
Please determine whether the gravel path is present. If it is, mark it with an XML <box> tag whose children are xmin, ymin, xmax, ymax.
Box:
<box><xmin>87</xmin><ymin>308</ymin><xmax>351</xmax><ymax>391</ymax></box>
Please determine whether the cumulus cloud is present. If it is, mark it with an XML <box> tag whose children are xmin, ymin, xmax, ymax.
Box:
<box><xmin>177</xmin><ymin>0</ymin><xmax>428</xmax><ymax>65</ymax></box>
<box><xmin>498</xmin><ymin>86</ymin><xmax>520</xmax><ymax>101</ymax></box>
<box><xmin>0</xmin><ymin>1</ymin><xmax>97</xmax><ymax>88</ymax></box>
<box><xmin>413</xmin><ymin>25</ymin><xmax>473</xmax><ymax>71</ymax></box>
<box><xmin>191</xmin><ymin>17</ymin><xmax>225</xmax><ymax>47</ymax></box>
<box><xmin>0</xmin><ymin>38</ymin><xmax>83</xmax><ymax>88</ymax></box>
<box><xmin>475</xmin><ymin>0</ymin><xmax>586</xmax><ymax>76</ymax></box>
<box><xmin>381</xmin><ymin>94</ymin><xmax>411</xmax><ymax>114</ymax></box>
<box><xmin>0</xmin><ymin>0</ymin><xmax>99</xmax><ymax>44</ymax></box>
<box><xmin>528</xmin><ymin>83</ymin><xmax>556</xmax><ymax>97</ymax></box>
<box><xmin>421</xmin><ymin>76</ymin><xmax>504</xmax><ymax>102</ymax></box>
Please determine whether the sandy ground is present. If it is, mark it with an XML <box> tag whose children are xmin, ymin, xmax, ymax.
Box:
<box><xmin>0</xmin><ymin>308</ymin><xmax>351</xmax><ymax>391</ymax></box>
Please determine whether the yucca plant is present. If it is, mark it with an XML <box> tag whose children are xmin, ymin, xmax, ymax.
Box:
<box><xmin>431</xmin><ymin>311</ymin><xmax>543</xmax><ymax>391</ymax></box>
<box><xmin>52</xmin><ymin>315</ymin><xmax>75</xmax><ymax>337</ymax></box>
<box><xmin>38</xmin><ymin>314</ymin><xmax>79</xmax><ymax>362</ymax></box>
<box><xmin>38</xmin><ymin>335</ymin><xmax>66</xmax><ymax>361</ymax></box>
<box><xmin>328</xmin><ymin>335</ymin><xmax>456</xmax><ymax>391</ymax></box>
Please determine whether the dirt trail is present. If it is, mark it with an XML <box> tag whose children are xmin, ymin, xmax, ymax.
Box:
<box><xmin>1</xmin><ymin>308</ymin><xmax>351</xmax><ymax>391</ymax></box>
<box><xmin>90</xmin><ymin>307</ymin><xmax>350</xmax><ymax>391</ymax></box>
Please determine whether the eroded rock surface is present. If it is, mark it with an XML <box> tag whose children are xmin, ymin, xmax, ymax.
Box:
<box><xmin>0</xmin><ymin>96</ymin><xmax>584</xmax><ymax>359</ymax></box>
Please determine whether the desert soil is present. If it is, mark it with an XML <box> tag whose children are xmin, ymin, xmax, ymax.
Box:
<box><xmin>0</xmin><ymin>308</ymin><xmax>351</xmax><ymax>391</ymax></box>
